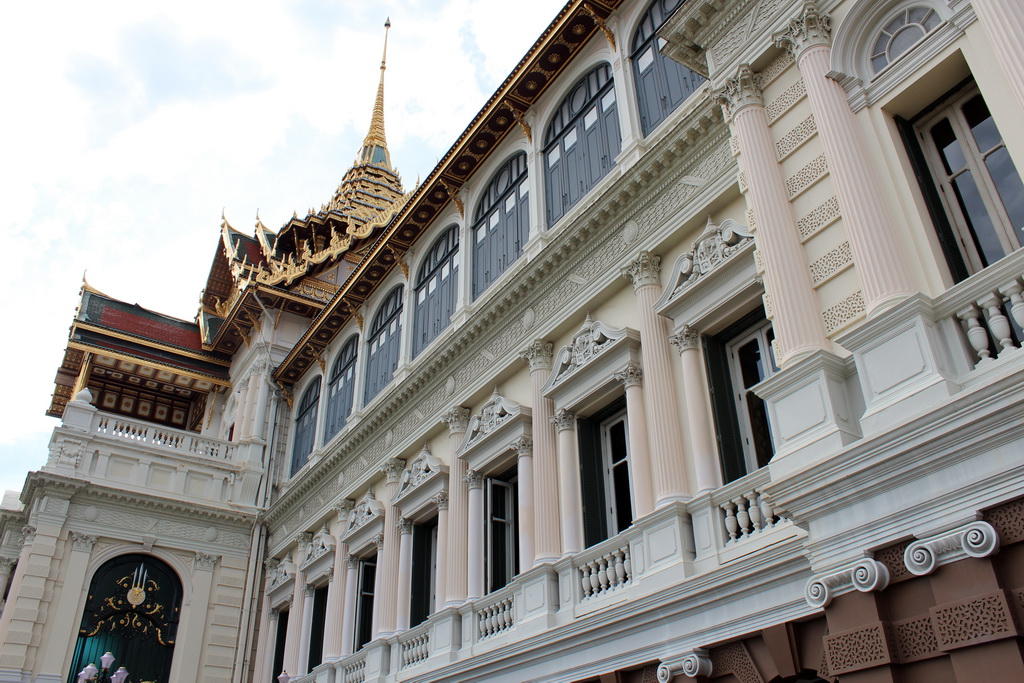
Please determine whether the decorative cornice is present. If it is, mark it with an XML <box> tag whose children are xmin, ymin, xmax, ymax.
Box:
<box><xmin>904</xmin><ymin>521</ymin><xmax>1000</xmax><ymax>576</ymax></box>
<box><xmin>442</xmin><ymin>406</ymin><xmax>471</xmax><ymax>434</ymax></box>
<box><xmin>805</xmin><ymin>558</ymin><xmax>889</xmax><ymax>608</ymax></box>
<box><xmin>551</xmin><ymin>408</ymin><xmax>576</xmax><ymax>431</ymax></box>
<box><xmin>520</xmin><ymin>339</ymin><xmax>554</xmax><ymax>372</ymax></box>
<box><xmin>774</xmin><ymin>1</ymin><xmax>831</xmax><ymax>58</ymax></box>
<box><xmin>195</xmin><ymin>552</ymin><xmax>218</xmax><ymax>571</ymax></box>
<box><xmin>622</xmin><ymin>251</ymin><xmax>662</xmax><ymax>289</ymax></box>
<box><xmin>669</xmin><ymin>326</ymin><xmax>700</xmax><ymax>352</ymax></box>
<box><xmin>464</xmin><ymin>470</ymin><xmax>484</xmax><ymax>489</ymax></box>
<box><xmin>657</xmin><ymin>649</ymin><xmax>712</xmax><ymax>681</ymax></box>
<box><xmin>614</xmin><ymin>362</ymin><xmax>643</xmax><ymax>388</ymax></box>
<box><xmin>70</xmin><ymin>532</ymin><xmax>97</xmax><ymax>553</ymax></box>
<box><xmin>716</xmin><ymin>65</ymin><xmax>763</xmax><ymax>116</ymax></box>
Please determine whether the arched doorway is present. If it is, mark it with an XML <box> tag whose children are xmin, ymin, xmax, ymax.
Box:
<box><xmin>68</xmin><ymin>554</ymin><xmax>182</xmax><ymax>683</ymax></box>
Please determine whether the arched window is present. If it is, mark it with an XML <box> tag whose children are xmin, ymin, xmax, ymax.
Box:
<box><xmin>291</xmin><ymin>377</ymin><xmax>321</xmax><ymax>475</ymax></box>
<box><xmin>324</xmin><ymin>335</ymin><xmax>358</xmax><ymax>441</ymax></box>
<box><xmin>364</xmin><ymin>285</ymin><xmax>404</xmax><ymax>404</ymax></box>
<box><xmin>414</xmin><ymin>225</ymin><xmax>460</xmax><ymax>354</ymax></box>
<box><xmin>545</xmin><ymin>64</ymin><xmax>622</xmax><ymax>226</ymax></box>
<box><xmin>632</xmin><ymin>0</ymin><xmax>705</xmax><ymax>136</ymax></box>
<box><xmin>870</xmin><ymin>6</ymin><xmax>941</xmax><ymax>73</ymax></box>
<box><xmin>472</xmin><ymin>154</ymin><xmax>529</xmax><ymax>298</ymax></box>
<box><xmin>70</xmin><ymin>554</ymin><xmax>182</xmax><ymax>683</ymax></box>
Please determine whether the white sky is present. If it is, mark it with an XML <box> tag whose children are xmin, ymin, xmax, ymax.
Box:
<box><xmin>0</xmin><ymin>0</ymin><xmax>562</xmax><ymax>496</ymax></box>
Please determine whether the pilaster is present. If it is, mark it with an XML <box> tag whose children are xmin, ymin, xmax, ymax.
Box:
<box><xmin>442</xmin><ymin>407</ymin><xmax>470</xmax><ymax>605</ymax></box>
<box><xmin>551</xmin><ymin>409</ymin><xmax>583</xmax><ymax>554</ymax></box>
<box><xmin>521</xmin><ymin>340</ymin><xmax>561</xmax><ymax>563</ymax></box>
<box><xmin>669</xmin><ymin>326</ymin><xmax>721</xmax><ymax>493</ymax></box>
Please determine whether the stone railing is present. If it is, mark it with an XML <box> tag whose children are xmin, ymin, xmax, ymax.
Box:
<box><xmin>397</xmin><ymin>620</ymin><xmax>431</xmax><ymax>670</ymax></box>
<box><xmin>94</xmin><ymin>415</ymin><xmax>236</xmax><ymax>460</ymax></box>
<box><xmin>934</xmin><ymin>248</ymin><xmax>1024</xmax><ymax>372</ymax></box>
<box><xmin>576</xmin><ymin>538</ymin><xmax>633</xmax><ymax>601</ymax></box>
<box><xmin>710</xmin><ymin>467</ymin><xmax>788</xmax><ymax>546</ymax></box>
<box><xmin>474</xmin><ymin>587</ymin><xmax>516</xmax><ymax>640</ymax></box>
<box><xmin>338</xmin><ymin>651</ymin><xmax>366</xmax><ymax>683</ymax></box>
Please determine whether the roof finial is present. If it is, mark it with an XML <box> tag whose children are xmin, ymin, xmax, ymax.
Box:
<box><xmin>359</xmin><ymin>18</ymin><xmax>392</xmax><ymax>169</ymax></box>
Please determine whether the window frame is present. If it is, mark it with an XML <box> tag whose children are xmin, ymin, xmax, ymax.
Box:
<box><xmin>577</xmin><ymin>397</ymin><xmax>634</xmax><ymax>547</ymax></box>
<box><xmin>324</xmin><ymin>334</ymin><xmax>359</xmax><ymax>442</ymax></box>
<box><xmin>413</xmin><ymin>225</ymin><xmax>460</xmax><ymax>355</ymax></box>
<box><xmin>470</xmin><ymin>154</ymin><xmax>529</xmax><ymax>299</ymax></box>
<box><xmin>354</xmin><ymin>553</ymin><xmax>377</xmax><ymax>651</ymax></box>
<box><xmin>485</xmin><ymin>467</ymin><xmax>518</xmax><ymax>594</ymax></box>
<box><xmin>291</xmin><ymin>376</ymin><xmax>322</xmax><ymax>476</ymax></box>
<box><xmin>363</xmin><ymin>285</ymin><xmax>405</xmax><ymax>405</ymax></box>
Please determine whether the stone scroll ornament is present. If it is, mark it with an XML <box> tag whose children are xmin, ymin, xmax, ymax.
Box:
<box><xmin>805</xmin><ymin>558</ymin><xmax>889</xmax><ymax>608</ymax></box>
<box><xmin>657</xmin><ymin>649</ymin><xmax>712</xmax><ymax>681</ymax></box>
<box><xmin>903</xmin><ymin>520</ymin><xmax>1000</xmax><ymax>575</ymax></box>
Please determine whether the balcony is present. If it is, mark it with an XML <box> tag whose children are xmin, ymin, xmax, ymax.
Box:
<box><xmin>46</xmin><ymin>395</ymin><xmax>261</xmax><ymax>508</ymax></box>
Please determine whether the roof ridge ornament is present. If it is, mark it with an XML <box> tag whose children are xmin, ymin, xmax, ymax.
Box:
<box><xmin>359</xmin><ymin>18</ymin><xmax>393</xmax><ymax>170</ymax></box>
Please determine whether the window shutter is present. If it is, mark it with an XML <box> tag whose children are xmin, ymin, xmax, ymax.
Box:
<box><xmin>576</xmin><ymin>415</ymin><xmax>608</xmax><ymax>548</ymax></box>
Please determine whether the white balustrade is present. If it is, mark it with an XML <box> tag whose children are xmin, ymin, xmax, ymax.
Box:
<box><xmin>339</xmin><ymin>653</ymin><xmax>366</xmax><ymax>683</ymax></box>
<box><xmin>711</xmin><ymin>469</ymin><xmax>788</xmax><ymax>546</ymax></box>
<box><xmin>398</xmin><ymin>623</ymin><xmax>431</xmax><ymax>669</ymax></box>
<box><xmin>94</xmin><ymin>415</ymin><xmax>236</xmax><ymax>460</ymax></box>
<box><xmin>578</xmin><ymin>544</ymin><xmax>632</xmax><ymax>600</ymax></box>
<box><xmin>476</xmin><ymin>593</ymin><xmax>515</xmax><ymax>640</ymax></box>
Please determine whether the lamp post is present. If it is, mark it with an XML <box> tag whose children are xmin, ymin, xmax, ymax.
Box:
<box><xmin>77</xmin><ymin>652</ymin><xmax>130</xmax><ymax>683</ymax></box>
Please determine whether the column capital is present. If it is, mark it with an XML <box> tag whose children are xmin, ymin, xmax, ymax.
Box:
<box><xmin>371</xmin><ymin>533</ymin><xmax>385</xmax><ymax>550</ymax></box>
<box><xmin>21</xmin><ymin>525</ymin><xmax>36</xmax><ymax>547</ymax></box>
<box><xmin>511</xmin><ymin>435</ymin><xmax>534</xmax><ymax>457</ymax></box>
<box><xmin>432</xmin><ymin>490</ymin><xmax>449</xmax><ymax>510</ymax></box>
<box><xmin>614</xmin><ymin>362</ymin><xmax>643</xmax><ymax>388</ymax></box>
<box><xmin>268</xmin><ymin>607</ymin><xmax>281</xmax><ymax>620</ymax></box>
<box><xmin>464</xmin><ymin>470</ymin><xmax>484</xmax><ymax>489</ymax></box>
<box><xmin>335</xmin><ymin>498</ymin><xmax>356</xmax><ymax>523</ymax></box>
<box><xmin>669</xmin><ymin>325</ymin><xmax>701</xmax><ymax>352</ymax></box>
<box><xmin>195</xmin><ymin>552</ymin><xmax>218</xmax><ymax>572</ymax></box>
<box><xmin>303</xmin><ymin>584</ymin><xmax>316</xmax><ymax>598</ymax></box>
<box><xmin>657</xmin><ymin>649</ymin><xmax>713</xmax><ymax>681</ymax></box>
<box><xmin>774</xmin><ymin>1</ymin><xmax>831</xmax><ymax>58</ymax></box>
<box><xmin>345</xmin><ymin>553</ymin><xmax>359</xmax><ymax>569</ymax></box>
<box><xmin>397</xmin><ymin>517</ymin><xmax>414</xmax><ymax>535</ymax></box>
<box><xmin>0</xmin><ymin>556</ymin><xmax>15</xmax><ymax>572</ymax></box>
<box><xmin>70</xmin><ymin>531</ymin><xmax>97</xmax><ymax>553</ymax></box>
<box><xmin>381</xmin><ymin>457</ymin><xmax>405</xmax><ymax>484</ymax></box>
<box><xmin>622</xmin><ymin>251</ymin><xmax>662</xmax><ymax>289</ymax></box>
<box><xmin>716</xmin><ymin>64</ymin><xmax>764</xmax><ymax>116</ymax></box>
<box><xmin>520</xmin><ymin>339</ymin><xmax>554</xmax><ymax>371</ymax></box>
<box><xmin>551</xmin><ymin>408</ymin><xmax>576</xmax><ymax>431</ymax></box>
<box><xmin>442</xmin><ymin>406</ymin><xmax>471</xmax><ymax>434</ymax></box>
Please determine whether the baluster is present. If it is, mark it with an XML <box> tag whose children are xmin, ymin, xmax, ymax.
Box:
<box><xmin>623</xmin><ymin>547</ymin><xmax>632</xmax><ymax>580</ymax></box>
<box><xmin>580</xmin><ymin>566</ymin><xmax>592</xmax><ymax>597</ymax></box>
<box><xmin>597</xmin><ymin>555</ymin><xmax>609</xmax><ymax>593</ymax></box>
<box><xmin>980</xmin><ymin>294</ymin><xmax>1014</xmax><ymax>355</ymax></box>
<box><xmin>758</xmin><ymin>494</ymin><xmax>775</xmax><ymax>529</ymax></box>
<box><xmin>1001</xmin><ymin>282</ymin><xmax>1024</xmax><ymax>338</ymax></box>
<box><xmin>613</xmin><ymin>549</ymin><xmax>626</xmax><ymax>586</ymax></box>
<box><xmin>735</xmin><ymin>497</ymin><xmax>751</xmax><ymax>538</ymax></box>
<box><xmin>723</xmin><ymin>501</ymin><xmax>738</xmax><ymax>541</ymax></box>
<box><xmin>958</xmin><ymin>305</ymin><xmax>993</xmax><ymax>365</ymax></box>
<box><xmin>746</xmin><ymin>492</ymin><xmax>762</xmax><ymax>532</ymax></box>
<box><xmin>589</xmin><ymin>561</ymin><xmax>601</xmax><ymax>593</ymax></box>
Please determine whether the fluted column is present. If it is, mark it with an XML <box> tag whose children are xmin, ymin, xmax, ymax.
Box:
<box><xmin>775</xmin><ymin>3</ymin><xmax>914</xmax><ymax>316</ymax></box>
<box><xmin>466</xmin><ymin>470</ymin><xmax>485</xmax><ymax>599</ymax></box>
<box><xmin>512</xmin><ymin>436</ymin><xmax>535</xmax><ymax>572</ymax></box>
<box><xmin>38</xmin><ymin>533</ymin><xmax>95</xmax><ymax>680</ymax></box>
<box><xmin>971</xmin><ymin>0</ymin><xmax>1024</xmax><ymax>114</ymax></box>
<box><xmin>394</xmin><ymin>518</ymin><xmax>414</xmax><ymax>632</ymax></box>
<box><xmin>433</xmin><ymin>491</ymin><xmax>449</xmax><ymax>611</ymax></box>
<box><xmin>521</xmin><ymin>340</ymin><xmax>562</xmax><ymax>563</ymax></box>
<box><xmin>283</xmin><ymin>553</ymin><xmax>304</xmax><ymax>675</ymax></box>
<box><xmin>718</xmin><ymin>68</ymin><xmax>830</xmax><ymax>366</ymax></box>
<box><xmin>552</xmin><ymin>409</ymin><xmax>583</xmax><ymax>554</ymax></box>
<box><xmin>622</xmin><ymin>253</ymin><xmax>690</xmax><ymax>503</ymax></box>
<box><xmin>323</xmin><ymin>501</ymin><xmax>353</xmax><ymax>660</ymax></box>
<box><xmin>375</xmin><ymin>459</ymin><xmax>404</xmax><ymax>638</ymax></box>
<box><xmin>670</xmin><ymin>327</ymin><xmax>721</xmax><ymax>492</ymax></box>
<box><xmin>442</xmin><ymin>407</ymin><xmax>470</xmax><ymax>605</ymax></box>
<box><xmin>296</xmin><ymin>585</ymin><xmax>315</xmax><ymax>675</ymax></box>
<box><xmin>370</xmin><ymin>534</ymin><xmax>385</xmax><ymax>638</ymax></box>
<box><xmin>613</xmin><ymin>363</ymin><xmax>654</xmax><ymax>517</ymax></box>
<box><xmin>340</xmin><ymin>555</ymin><xmax>359</xmax><ymax>656</ymax></box>
<box><xmin>260</xmin><ymin>608</ymin><xmax>280</xmax><ymax>681</ymax></box>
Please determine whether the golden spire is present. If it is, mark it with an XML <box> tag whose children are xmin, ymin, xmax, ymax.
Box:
<box><xmin>359</xmin><ymin>18</ymin><xmax>392</xmax><ymax>169</ymax></box>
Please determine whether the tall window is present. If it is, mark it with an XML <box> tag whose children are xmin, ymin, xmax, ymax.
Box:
<box><xmin>307</xmin><ymin>586</ymin><xmax>328</xmax><ymax>671</ymax></box>
<box><xmin>409</xmin><ymin>517</ymin><xmax>438</xmax><ymax>628</ymax></box>
<box><xmin>324</xmin><ymin>335</ymin><xmax>358</xmax><ymax>441</ymax></box>
<box><xmin>291</xmin><ymin>377</ymin><xmax>321</xmax><ymax>475</ymax></box>
<box><xmin>472</xmin><ymin>154</ymin><xmax>529</xmax><ymax>298</ymax></box>
<box><xmin>705</xmin><ymin>312</ymin><xmax>777</xmax><ymax>483</ymax></box>
<box><xmin>364</xmin><ymin>286</ymin><xmax>404</xmax><ymax>404</ymax></box>
<box><xmin>632</xmin><ymin>0</ymin><xmax>705</xmax><ymax>136</ymax></box>
<box><xmin>271</xmin><ymin>610</ymin><xmax>288</xmax><ymax>683</ymax></box>
<box><xmin>910</xmin><ymin>86</ymin><xmax>1024</xmax><ymax>277</ymax></box>
<box><xmin>486</xmin><ymin>468</ymin><xmax>518</xmax><ymax>593</ymax></box>
<box><xmin>355</xmin><ymin>554</ymin><xmax>377</xmax><ymax>651</ymax></box>
<box><xmin>545</xmin><ymin>64</ymin><xmax>622</xmax><ymax>226</ymax></box>
<box><xmin>414</xmin><ymin>225</ymin><xmax>460</xmax><ymax>355</ymax></box>
<box><xmin>577</xmin><ymin>398</ymin><xmax>633</xmax><ymax>547</ymax></box>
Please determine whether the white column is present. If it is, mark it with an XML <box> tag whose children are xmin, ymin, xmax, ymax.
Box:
<box><xmin>623</xmin><ymin>253</ymin><xmax>691</xmax><ymax>503</ymax></box>
<box><xmin>718</xmin><ymin>67</ymin><xmax>830</xmax><ymax>366</ymax></box>
<box><xmin>670</xmin><ymin>327</ymin><xmax>722</xmax><ymax>492</ymax></box>
<box><xmin>37</xmin><ymin>533</ymin><xmax>95</xmax><ymax>679</ymax></box>
<box><xmin>0</xmin><ymin>557</ymin><xmax>13</xmax><ymax>604</ymax></box>
<box><xmin>282</xmin><ymin>551</ymin><xmax>305</xmax><ymax>676</ymax></box>
<box><xmin>394</xmin><ymin>518</ymin><xmax>414</xmax><ymax>632</ymax></box>
<box><xmin>249</xmin><ymin>372</ymin><xmax>271</xmax><ymax>441</ymax></box>
<box><xmin>238</xmin><ymin>372</ymin><xmax>259</xmax><ymax>440</ymax></box>
<box><xmin>442</xmin><ymin>407</ymin><xmax>470</xmax><ymax>605</ymax></box>
<box><xmin>370</xmin><ymin>534</ymin><xmax>385</xmax><ymax>639</ymax></box>
<box><xmin>466</xmin><ymin>470</ymin><xmax>485</xmax><ymax>599</ymax></box>
<box><xmin>340</xmin><ymin>555</ymin><xmax>359</xmax><ymax>656</ymax></box>
<box><xmin>971</xmin><ymin>0</ymin><xmax>1024</xmax><ymax>114</ymax></box>
<box><xmin>552</xmin><ymin>409</ymin><xmax>583</xmax><ymax>554</ymax></box>
<box><xmin>296</xmin><ymin>585</ymin><xmax>315</xmax><ymax>675</ymax></box>
<box><xmin>375</xmin><ymin>459</ymin><xmax>404</xmax><ymax>638</ymax></box>
<box><xmin>521</xmin><ymin>340</ymin><xmax>561</xmax><ymax>563</ymax></box>
<box><xmin>433</xmin><ymin>491</ymin><xmax>449</xmax><ymax>611</ymax></box>
<box><xmin>775</xmin><ymin>4</ymin><xmax>914</xmax><ymax>316</ymax></box>
<box><xmin>512</xmin><ymin>436</ymin><xmax>535</xmax><ymax>573</ymax></box>
<box><xmin>613</xmin><ymin>364</ymin><xmax>654</xmax><ymax>517</ymax></box>
<box><xmin>260</xmin><ymin>608</ymin><xmax>280</xmax><ymax>682</ymax></box>
<box><xmin>323</xmin><ymin>501</ymin><xmax>353</xmax><ymax>660</ymax></box>
<box><xmin>172</xmin><ymin>553</ymin><xmax>218</xmax><ymax>683</ymax></box>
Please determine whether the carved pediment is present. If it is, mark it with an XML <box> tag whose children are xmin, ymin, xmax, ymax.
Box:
<box><xmin>397</xmin><ymin>445</ymin><xmax>447</xmax><ymax>498</ymax></box>
<box><xmin>395</xmin><ymin>444</ymin><xmax>450</xmax><ymax>518</ymax></box>
<box><xmin>668</xmin><ymin>217</ymin><xmax>753</xmax><ymax>295</ymax></box>
<box><xmin>301</xmin><ymin>525</ymin><xmax>335</xmax><ymax>568</ymax></box>
<box><xmin>545</xmin><ymin>314</ymin><xmax>628</xmax><ymax>392</ymax></box>
<box><xmin>459</xmin><ymin>389</ymin><xmax>524</xmax><ymax>454</ymax></box>
<box><xmin>347</xmin><ymin>490</ymin><xmax>384</xmax><ymax>535</ymax></box>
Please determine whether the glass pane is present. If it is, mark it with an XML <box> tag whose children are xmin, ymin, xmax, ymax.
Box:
<box><xmin>505</xmin><ymin>193</ymin><xmax>517</xmax><ymax>212</ymax></box>
<box><xmin>547</xmin><ymin>147</ymin><xmax>560</xmax><ymax>166</ymax></box>
<box><xmin>565</xmin><ymin>127</ymin><xmax>578</xmax><ymax>147</ymax></box>
<box><xmin>602</xmin><ymin>90</ymin><xmax>616</xmax><ymax>111</ymax></box>
<box><xmin>952</xmin><ymin>170</ymin><xmax>1006</xmax><ymax>266</ymax></box>
<box><xmin>908</xmin><ymin>6</ymin><xmax>929</xmax><ymax>24</ymax></box>
<box><xmin>608</xmin><ymin>420</ymin><xmax>628</xmax><ymax>466</ymax></box>
<box><xmin>888</xmin><ymin>25</ymin><xmax>925</xmax><ymax>61</ymax></box>
<box><xmin>638</xmin><ymin>46</ymin><xmax>654</xmax><ymax>72</ymax></box>
<box><xmin>736</xmin><ymin>338</ymin><xmax>765</xmax><ymax>389</ymax></box>
<box><xmin>931</xmin><ymin>119</ymin><xmax>967</xmax><ymax>175</ymax></box>
<box><xmin>963</xmin><ymin>95</ymin><xmax>1000</xmax><ymax>152</ymax></box>
<box><xmin>985</xmin><ymin>146</ymin><xmax>1024</xmax><ymax>244</ymax></box>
